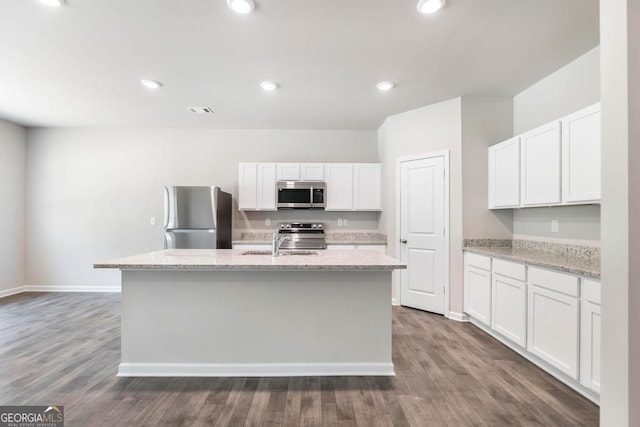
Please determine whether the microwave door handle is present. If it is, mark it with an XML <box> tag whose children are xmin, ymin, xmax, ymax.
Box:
<box><xmin>310</xmin><ymin>186</ymin><xmax>315</xmax><ymax>208</ymax></box>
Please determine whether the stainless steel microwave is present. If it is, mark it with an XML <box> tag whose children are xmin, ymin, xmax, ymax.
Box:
<box><xmin>277</xmin><ymin>181</ymin><xmax>326</xmax><ymax>209</ymax></box>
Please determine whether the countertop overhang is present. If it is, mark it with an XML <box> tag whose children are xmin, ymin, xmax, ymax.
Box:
<box><xmin>94</xmin><ymin>249</ymin><xmax>407</xmax><ymax>272</ymax></box>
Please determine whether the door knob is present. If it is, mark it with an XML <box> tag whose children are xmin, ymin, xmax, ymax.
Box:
<box><xmin>400</xmin><ymin>239</ymin><xmax>407</xmax><ymax>244</ymax></box>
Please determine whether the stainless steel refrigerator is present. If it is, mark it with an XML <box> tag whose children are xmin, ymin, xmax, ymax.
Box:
<box><xmin>163</xmin><ymin>186</ymin><xmax>232</xmax><ymax>249</ymax></box>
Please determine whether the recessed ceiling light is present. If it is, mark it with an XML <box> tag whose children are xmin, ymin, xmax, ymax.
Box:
<box><xmin>227</xmin><ymin>0</ymin><xmax>255</xmax><ymax>14</ymax></box>
<box><xmin>376</xmin><ymin>81</ymin><xmax>395</xmax><ymax>91</ymax></box>
<box><xmin>38</xmin><ymin>0</ymin><xmax>65</xmax><ymax>7</ymax></box>
<box><xmin>141</xmin><ymin>79</ymin><xmax>162</xmax><ymax>89</ymax></box>
<box><xmin>260</xmin><ymin>81</ymin><xmax>279</xmax><ymax>91</ymax></box>
<box><xmin>417</xmin><ymin>0</ymin><xmax>446</xmax><ymax>14</ymax></box>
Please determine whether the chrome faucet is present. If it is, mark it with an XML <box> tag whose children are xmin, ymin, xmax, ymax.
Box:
<box><xmin>272</xmin><ymin>233</ymin><xmax>290</xmax><ymax>257</ymax></box>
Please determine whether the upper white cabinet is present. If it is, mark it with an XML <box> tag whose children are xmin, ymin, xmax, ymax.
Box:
<box><xmin>277</xmin><ymin>163</ymin><xmax>300</xmax><ymax>181</ymax></box>
<box><xmin>353</xmin><ymin>164</ymin><xmax>382</xmax><ymax>210</ymax></box>
<box><xmin>238</xmin><ymin>162</ymin><xmax>277</xmax><ymax>211</ymax></box>
<box><xmin>488</xmin><ymin>103</ymin><xmax>601</xmax><ymax>209</ymax></box>
<box><xmin>300</xmin><ymin>163</ymin><xmax>325</xmax><ymax>181</ymax></box>
<box><xmin>521</xmin><ymin>121</ymin><xmax>562</xmax><ymax>206</ymax></box>
<box><xmin>276</xmin><ymin>163</ymin><xmax>325</xmax><ymax>181</ymax></box>
<box><xmin>562</xmin><ymin>104</ymin><xmax>601</xmax><ymax>204</ymax></box>
<box><xmin>240</xmin><ymin>162</ymin><xmax>381</xmax><ymax>212</ymax></box>
<box><xmin>325</xmin><ymin>164</ymin><xmax>354</xmax><ymax>210</ymax></box>
<box><xmin>488</xmin><ymin>137</ymin><xmax>521</xmax><ymax>208</ymax></box>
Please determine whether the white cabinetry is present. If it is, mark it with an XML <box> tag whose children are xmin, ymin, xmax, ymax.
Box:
<box><xmin>464</xmin><ymin>253</ymin><xmax>492</xmax><ymax>326</ymax></box>
<box><xmin>521</xmin><ymin>121</ymin><xmax>562</xmax><ymax>206</ymax></box>
<box><xmin>277</xmin><ymin>163</ymin><xmax>300</xmax><ymax>181</ymax></box>
<box><xmin>527</xmin><ymin>267</ymin><xmax>580</xmax><ymax>379</ymax></box>
<box><xmin>353</xmin><ymin>164</ymin><xmax>382</xmax><ymax>210</ymax></box>
<box><xmin>325</xmin><ymin>164</ymin><xmax>354</xmax><ymax>211</ymax></box>
<box><xmin>301</xmin><ymin>163</ymin><xmax>325</xmax><ymax>181</ymax></box>
<box><xmin>491</xmin><ymin>259</ymin><xmax>527</xmax><ymax>347</ymax></box>
<box><xmin>562</xmin><ymin>104</ymin><xmax>601</xmax><ymax>204</ymax></box>
<box><xmin>580</xmin><ymin>279</ymin><xmax>601</xmax><ymax>393</ymax></box>
<box><xmin>238</xmin><ymin>163</ymin><xmax>277</xmax><ymax>211</ymax></box>
<box><xmin>488</xmin><ymin>137</ymin><xmax>520</xmax><ymax>208</ymax></box>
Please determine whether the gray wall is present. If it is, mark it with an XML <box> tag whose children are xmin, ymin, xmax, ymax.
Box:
<box><xmin>377</xmin><ymin>98</ymin><xmax>464</xmax><ymax>313</ymax></box>
<box><xmin>0</xmin><ymin>119</ymin><xmax>26</xmax><ymax>294</ymax></box>
<box><xmin>25</xmin><ymin>128</ymin><xmax>377</xmax><ymax>289</ymax></box>
<box><xmin>600</xmin><ymin>1</ymin><xmax>640</xmax><ymax>425</ymax></box>
<box><xmin>461</xmin><ymin>97</ymin><xmax>514</xmax><ymax>239</ymax></box>
<box><xmin>512</xmin><ymin>46</ymin><xmax>601</xmax><ymax>245</ymax></box>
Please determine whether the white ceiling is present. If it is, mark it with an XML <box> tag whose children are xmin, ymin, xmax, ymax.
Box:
<box><xmin>0</xmin><ymin>0</ymin><xmax>599</xmax><ymax>130</ymax></box>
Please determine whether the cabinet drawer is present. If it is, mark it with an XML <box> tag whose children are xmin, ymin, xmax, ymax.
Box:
<box><xmin>493</xmin><ymin>259</ymin><xmax>526</xmax><ymax>281</ymax></box>
<box><xmin>582</xmin><ymin>279</ymin><xmax>601</xmax><ymax>305</ymax></box>
<box><xmin>528</xmin><ymin>266</ymin><xmax>579</xmax><ymax>297</ymax></box>
<box><xmin>464</xmin><ymin>253</ymin><xmax>491</xmax><ymax>271</ymax></box>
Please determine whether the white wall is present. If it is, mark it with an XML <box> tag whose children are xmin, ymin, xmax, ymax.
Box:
<box><xmin>600</xmin><ymin>1</ymin><xmax>640</xmax><ymax>425</ymax></box>
<box><xmin>0</xmin><ymin>119</ymin><xmax>26</xmax><ymax>295</ymax></box>
<box><xmin>512</xmin><ymin>46</ymin><xmax>601</xmax><ymax>245</ymax></box>
<box><xmin>461</xmin><ymin>97</ymin><xmax>514</xmax><ymax>239</ymax></box>
<box><xmin>25</xmin><ymin>128</ymin><xmax>377</xmax><ymax>289</ymax></box>
<box><xmin>377</xmin><ymin>98</ymin><xmax>463</xmax><ymax>313</ymax></box>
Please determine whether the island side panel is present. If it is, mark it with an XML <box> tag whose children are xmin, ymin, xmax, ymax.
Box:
<box><xmin>119</xmin><ymin>270</ymin><xmax>393</xmax><ymax>376</ymax></box>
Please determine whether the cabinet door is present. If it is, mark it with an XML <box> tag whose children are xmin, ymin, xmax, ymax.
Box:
<box><xmin>300</xmin><ymin>163</ymin><xmax>325</xmax><ymax>181</ymax></box>
<box><xmin>527</xmin><ymin>284</ymin><xmax>579</xmax><ymax>379</ymax></box>
<box><xmin>562</xmin><ymin>103</ymin><xmax>601</xmax><ymax>204</ymax></box>
<box><xmin>238</xmin><ymin>163</ymin><xmax>257</xmax><ymax>210</ymax></box>
<box><xmin>488</xmin><ymin>137</ymin><xmax>521</xmax><ymax>208</ymax></box>
<box><xmin>353</xmin><ymin>164</ymin><xmax>382</xmax><ymax>210</ymax></box>
<box><xmin>256</xmin><ymin>163</ymin><xmax>277</xmax><ymax>211</ymax></box>
<box><xmin>277</xmin><ymin>163</ymin><xmax>300</xmax><ymax>181</ymax></box>
<box><xmin>521</xmin><ymin>121</ymin><xmax>562</xmax><ymax>206</ymax></box>
<box><xmin>464</xmin><ymin>265</ymin><xmax>492</xmax><ymax>325</ymax></box>
<box><xmin>580</xmin><ymin>279</ymin><xmax>601</xmax><ymax>393</ymax></box>
<box><xmin>491</xmin><ymin>274</ymin><xmax>527</xmax><ymax>347</ymax></box>
<box><xmin>325</xmin><ymin>164</ymin><xmax>354</xmax><ymax>211</ymax></box>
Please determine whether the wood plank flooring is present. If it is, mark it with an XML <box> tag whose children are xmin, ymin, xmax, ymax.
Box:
<box><xmin>0</xmin><ymin>292</ymin><xmax>598</xmax><ymax>426</ymax></box>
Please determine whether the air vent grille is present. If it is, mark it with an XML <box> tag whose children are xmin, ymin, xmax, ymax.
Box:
<box><xmin>187</xmin><ymin>107</ymin><xmax>214</xmax><ymax>114</ymax></box>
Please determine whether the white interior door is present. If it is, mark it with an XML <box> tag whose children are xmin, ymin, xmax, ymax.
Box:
<box><xmin>399</xmin><ymin>155</ymin><xmax>446</xmax><ymax>314</ymax></box>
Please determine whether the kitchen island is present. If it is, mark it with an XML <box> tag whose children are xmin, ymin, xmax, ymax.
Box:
<box><xmin>95</xmin><ymin>249</ymin><xmax>406</xmax><ymax>377</ymax></box>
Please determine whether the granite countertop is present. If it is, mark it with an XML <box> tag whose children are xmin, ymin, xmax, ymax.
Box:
<box><xmin>463</xmin><ymin>240</ymin><xmax>600</xmax><ymax>279</ymax></box>
<box><xmin>232</xmin><ymin>231</ymin><xmax>387</xmax><ymax>246</ymax></box>
<box><xmin>94</xmin><ymin>249</ymin><xmax>406</xmax><ymax>272</ymax></box>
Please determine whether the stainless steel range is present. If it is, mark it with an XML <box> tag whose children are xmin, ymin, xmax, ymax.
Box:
<box><xmin>278</xmin><ymin>222</ymin><xmax>326</xmax><ymax>250</ymax></box>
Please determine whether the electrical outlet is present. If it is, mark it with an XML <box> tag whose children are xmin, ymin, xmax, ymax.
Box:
<box><xmin>343</xmin><ymin>219</ymin><xmax>348</xmax><ymax>227</ymax></box>
<box><xmin>337</xmin><ymin>219</ymin><xmax>343</xmax><ymax>227</ymax></box>
<box><xmin>551</xmin><ymin>220</ymin><xmax>559</xmax><ymax>233</ymax></box>
<box><xmin>150</xmin><ymin>217</ymin><xmax>156</xmax><ymax>226</ymax></box>
<box><xmin>265</xmin><ymin>218</ymin><xmax>271</xmax><ymax>226</ymax></box>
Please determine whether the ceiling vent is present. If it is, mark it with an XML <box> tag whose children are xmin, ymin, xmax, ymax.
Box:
<box><xmin>187</xmin><ymin>107</ymin><xmax>214</xmax><ymax>114</ymax></box>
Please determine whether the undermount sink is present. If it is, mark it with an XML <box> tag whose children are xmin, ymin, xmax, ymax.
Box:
<box><xmin>239</xmin><ymin>250</ymin><xmax>319</xmax><ymax>256</ymax></box>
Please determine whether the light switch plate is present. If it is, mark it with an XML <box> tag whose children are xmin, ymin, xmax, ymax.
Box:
<box><xmin>265</xmin><ymin>218</ymin><xmax>271</xmax><ymax>226</ymax></box>
<box><xmin>337</xmin><ymin>219</ymin><xmax>343</xmax><ymax>226</ymax></box>
<box><xmin>150</xmin><ymin>217</ymin><xmax>156</xmax><ymax>226</ymax></box>
<box><xmin>551</xmin><ymin>220</ymin><xmax>559</xmax><ymax>233</ymax></box>
<box><xmin>343</xmin><ymin>219</ymin><xmax>348</xmax><ymax>227</ymax></box>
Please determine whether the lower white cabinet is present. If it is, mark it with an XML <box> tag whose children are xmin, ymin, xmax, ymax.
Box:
<box><xmin>580</xmin><ymin>279</ymin><xmax>601</xmax><ymax>393</ymax></box>
<box><xmin>527</xmin><ymin>267</ymin><xmax>580</xmax><ymax>379</ymax></box>
<box><xmin>463</xmin><ymin>254</ymin><xmax>492</xmax><ymax>326</ymax></box>
<box><xmin>491</xmin><ymin>273</ymin><xmax>527</xmax><ymax>347</ymax></box>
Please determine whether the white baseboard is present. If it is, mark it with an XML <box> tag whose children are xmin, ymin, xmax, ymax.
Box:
<box><xmin>24</xmin><ymin>285</ymin><xmax>121</xmax><ymax>293</ymax></box>
<box><xmin>0</xmin><ymin>286</ymin><xmax>27</xmax><ymax>299</ymax></box>
<box><xmin>391</xmin><ymin>298</ymin><xmax>399</xmax><ymax>306</ymax></box>
<box><xmin>118</xmin><ymin>362</ymin><xmax>396</xmax><ymax>377</ymax></box>
<box><xmin>447</xmin><ymin>311</ymin><xmax>470</xmax><ymax>322</ymax></box>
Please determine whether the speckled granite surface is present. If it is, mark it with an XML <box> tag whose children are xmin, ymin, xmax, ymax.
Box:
<box><xmin>94</xmin><ymin>249</ymin><xmax>405</xmax><ymax>271</ymax></box>
<box><xmin>233</xmin><ymin>231</ymin><xmax>387</xmax><ymax>246</ymax></box>
<box><xmin>463</xmin><ymin>239</ymin><xmax>600</xmax><ymax>279</ymax></box>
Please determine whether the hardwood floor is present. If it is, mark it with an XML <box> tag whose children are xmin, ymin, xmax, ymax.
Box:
<box><xmin>0</xmin><ymin>292</ymin><xmax>598</xmax><ymax>426</ymax></box>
